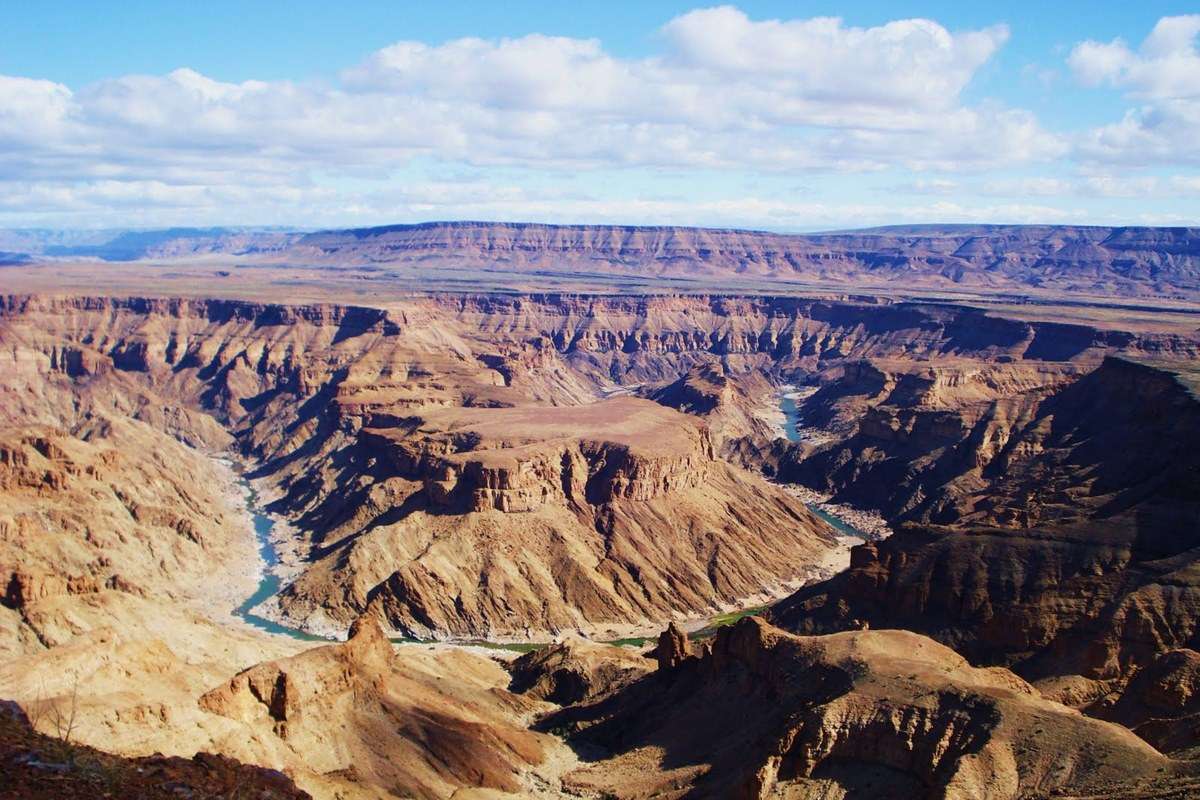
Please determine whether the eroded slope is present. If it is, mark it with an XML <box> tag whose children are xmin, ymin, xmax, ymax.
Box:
<box><xmin>538</xmin><ymin>617</ymin><xmax>1196</xmax><ymax>799</ymax></box>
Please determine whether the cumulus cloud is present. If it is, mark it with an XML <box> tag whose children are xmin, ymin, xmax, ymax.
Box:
<box><xmin>344</xmin><ymin>7</ymin><xmax>1020</xmax><ymax>141</ymax></box>
<box><xmin>1070</xmin><ymin>15</ymin><xmax>1200</xmax><ymax>165</ymax></box>
<box><xmin>661</xmin><ymin>8</ymin><xmax>1006</xmax><ymax>107</ymax></box>
<box><xmin>0</xmin><ymin>75</ymin><xmax>74</xmax><ymax>145</ymax></box>
<box><xmin>1070</xmin><ymin>15</ymin><xmax>1200</xmax><ymax>98</ymax></box>
<box><xmin>3</xmin><ymin>6</ymin><xmax>1192</xmax><ymax>227</ymax></box>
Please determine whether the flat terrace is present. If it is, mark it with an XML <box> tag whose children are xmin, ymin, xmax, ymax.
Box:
<box><xmin>371</xmin><ymin>397</ymin><xmax>703</xmax><ymax>462</ymax></box>
<box><xmin>4</xmin><ymin>259</ymin><xmax>1200</xmax><ymax>338</ymax></box>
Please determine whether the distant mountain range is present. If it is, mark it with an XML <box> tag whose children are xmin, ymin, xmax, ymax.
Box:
<box><xmin>5</xmin><ymin>221</ymin><xmax>1200</xmax><ymax>299</ymax></box>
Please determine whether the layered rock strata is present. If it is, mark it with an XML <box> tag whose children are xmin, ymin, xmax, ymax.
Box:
<box><xmin>543</xmin><ymin>618</ymin><xmax>1194</xmax><ymax>799</ymax></box>
<box><xmin>773</xmin><ymin>359</ymin><xmax>1200</xmax><ymax>731</ymax></box>
<box><xmin>277</xmin><ymin>398</ymin><xmax>838</xmax><ymax>637</ymax></box>
<box><xmin>16</xmin><ymin>222</ymin><xmax>1200</xmax><ymax>300</ymax></box>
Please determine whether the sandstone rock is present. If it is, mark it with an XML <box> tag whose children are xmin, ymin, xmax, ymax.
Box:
<box><xmin>0</xmin><ymin>700</ymin><xmax>312</xmax><ymax>800</ymax></box>
<box><xmin>26</xmin><ymin>221</ymin><xmax>1199</xmax><ymax>300</ymax></box>
<box><xmin>509</xmin><ymin>636</ymin><xmax>653</xmax><ymax>704</ymax></box>
<box><xmin>652</xmin><ymin>622</ymin><xmax>694</xmax><ymax>670</ymax></box>
<box><xmin>773</xmin><ymin>359</ymin><xmax>1200</xmax><ymax>701</ymax></box>
<box><xmin>278</xmin><ymin>397</ymin><xmax>838</xmax><ymax>638</ymax></box>
<box><xmin>1095</xmin><ymin>648</ymin><xmax>1200</xmax><ymax>755</ymax></box>
<box><xmin>545</xmin><ymin>618</ymin><xmax>1194</xmax><ymax>800</ymax></box>
<box><xmin>199</xmin><ymin>617</ymin><xmax>549</xmax><ymax>798</ymax></box>
<box><xmin>2</xmin><ymin>286</ymin><xmax>1200</xmax><ymax>799</ymax></box>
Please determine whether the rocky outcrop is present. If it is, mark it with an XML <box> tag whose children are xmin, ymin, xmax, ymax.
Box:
<box><xmin>648</xmin><ymin>361</ymin><xmax>781</xmax><ymax>464</ymax></box>
<box><xmin>1093</xmin><ymin>648</ymin><xmax>1200</xmax><ymax>755</ymax></box>
<box><xmin>0</xmin><ymin>700</ymin><xmax>312</xmax><ymax>800</ymax></box>
<box><xmin>774</xmin><ymin>516</ymin><xmax>1200</xmax><ymax>682</ymax></box>
<box><xmin>652</xmin><ymin>622</ymin><xmax>694</xmax><ymax>670</ymax></box>
<box><xmin>543</xmin><ymin>618</ymin><xmax>1192</xmax><ymax>799</ymax></box>
<box><xmin>0</xmin><ymin>422</ymin><xmax>253</xmax><ymax>650</ymax></box>
<box><xmin>781</xmin><ymin>357</ymin><xmax>1195</xmax><ymax>526</ymax></box>
<box><xmin>362</xmin><ymin>399</ymin><xmax>716</xmax><ymax>513</ymax></box>
<box><xmin>0</xmin><ymin>596</ymin><xmax>573</xmax><ymax>799</ymax></box>
<box><xmin>773</xmin><ymin>360</ymin><xmax>1200</xmax><ymax>715</ymax></box>
<box><xmin>199</xmin><ymin>614</ymin><xmax>549</xmax><ymax>799</ymax></box>
<box><xmin>509</xmin><ymin>637</ymin><xmax>653</xmax><ymax>705</ymax></box>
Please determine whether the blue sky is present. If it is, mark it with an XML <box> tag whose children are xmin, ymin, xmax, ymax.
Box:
<box><xmin>1</xmin><ymin>2</ymin><xmax>1198</xmax><ymax>230</ymax></box>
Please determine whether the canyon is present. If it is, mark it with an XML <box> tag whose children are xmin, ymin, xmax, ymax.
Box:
<box><xmin>1</xmin><ymin>224</ymin><xmax>1200</xmax><ymax>798</ymax></box>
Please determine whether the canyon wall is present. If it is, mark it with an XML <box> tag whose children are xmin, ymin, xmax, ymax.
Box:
<box><xmin>15</xmin><ymin>222</ymin><xmax>1200</xmax><ymax>299</ymax></box>
<box><xmin>4</xmin><ymin>287</ymin><xmax>1200</xmax><ymax>797</ymax></box>
<box><xmin>773</xmin><ymin>358</ymin><xmax>1200</xmax><ymax>731</ymax></box>
<box><xmin>536</xmin><ymin>617</ymin><xmax>1191</xmax><ymax>799</ymax></box>
<box><xmin>4</xmin><ymin>291</ymin><xmax>1197</xmax><ymax>640</ymax></box>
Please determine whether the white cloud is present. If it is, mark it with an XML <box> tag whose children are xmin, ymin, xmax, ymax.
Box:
<box><xmin>1169</xmin><ymin>175</ymin><xmax>1200</xmax><ymax>194</ymax></box>
<box><xmin>4</xmin><ymin>6</ymin><xmax>1196</xmax><ymax>228</ymax></box>
<box><xmin>343</xmin><ymin>8</ymin><xmax>1020</xmax><ymax>143</ymax></box>
<box><xmin>980</xmin><ymin>177</ymin><xmax>1075</xmax><ymax>197</ymax></box>
<box><xmin>1069</xmin><ymin>40</ymin><xmax>1137</xmax><ymax>88</ymax></box>
<box><xmin>1070</xmin><ymin>15</ymin><xmax>1200</xmax><ymax>165</ymax></box>
<box><xmin>0</xmin><ymin>75</ymin><xmax>74</xmax><ymax>145</ymax></box>
<box><xmin>1070</xmin><ymin>15</ymin><xmax>1200</xmax><ymax>98</ymax></box>
<box><xmin>661</xmin><ymin>8</ymin><xmax>1007</xmax><ymax>109</ymax></box>
<box><xmin>0</xmin><ymin>9</ymin><xmax>1045</xmax><ymax>194</ymax></box>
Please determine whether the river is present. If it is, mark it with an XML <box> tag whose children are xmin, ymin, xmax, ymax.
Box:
<box><xmin>778</xmin><ymin>385</ymin><xmax>890</xmax><ymax>541</ymax></box>
<box><xmin>232</xmin><ymin>476</ymin><xmax>329</xmax><ymax>642</ymax></box>
<box><xmin>228</xmin><ymin>390</ymin><xmax>879</xmax><ymax>646</ymax></box>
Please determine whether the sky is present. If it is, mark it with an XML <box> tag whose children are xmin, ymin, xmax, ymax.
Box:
<box><xmin>1</xmin><ymin>1</ymin><xmax>1199</xmax><ymax>231</ymax></box>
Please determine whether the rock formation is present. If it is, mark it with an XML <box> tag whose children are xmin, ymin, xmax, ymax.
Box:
<box><xmin>1</xmin><ymin>293</ymin><xmax>870</xmax><ymax>639</ymax></box>
<box><xmin>1094</xmin><ymin>648</ymin><xmax>1200</xmax><ymax>756</ymax></box>
<box><xmin>278</xmin><ymin>396</ymin><xmax>837</xmax><ymax>637</ymax></box>
<box><xmin>651</xmin><ymin>621</ymin><xmax>694</xmax><ymax>670</ymax></box>
<box><xmin>648</xmin><ymin>360</ymin><xmax>781</xmax><ymax>464</ymax></box>
<box><xmin>543</xmin><ymin>617</ymin><xmax>1197</xmax><ymax>799</ymax></box>
<box><xmin>509</xmin><ymin>636</ymin><xmax>653</xmax><ymax>705</ymax></box>
<box><xmin>0</xmin><ymin>603</ymin><xmax>575</xmax><ymax>798</ymax></box>
<box><xmin>0</xmin><ymin>420</ymin><xmax>258</xmax><ymax>657</ymax></box>
<box><xmin>2</xmin><ymin>284</ymin><xmax>1200</xmax><ymax>798</ymax></box>
<box><xmin>12</xmin><ymin>222</ymin><xmax>1200</xmax><ymax>300</ymax></box>
<box><xmin>199</xmin><ymin>614</ymin><xmax>552</xmax><ymax>798</ymax></box>
<box><xmin>777</xmin><ymin>355</ymin><xmax>1189</xmax><ymax>525</ymax></box>
<box><xmin>773</xmin><ymin>357</ymin><xmax>1200</xmax><ymax>742</ymax></box>
<box><xmin>0</xmin><ymin>700</ymin><xmax>312</xmax><ymax>800</ymax></box>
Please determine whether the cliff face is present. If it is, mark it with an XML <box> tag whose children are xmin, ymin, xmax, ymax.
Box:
<box><xmin>283</xmin><ymin>222</ymin><xmax>1200</xmax><ymax>300</ymax></box>
<box><xmin>0</xmin><ymin>293</ymin><xmax>851</xmax><ymax>639</ymax></box>
<box><xmin>540</xmin><ymin>618</ymin><xmax>1191</xmax><ymax>800</ymax></box>
<box><xmin>773</xmin><ymin>359</ymin><xmax>1200</xmax><ymax>714</ymax></box>
<box><xmin>278</xmin><ymin>398</ymin><xmax>836</xmax><ymax>638</ymax></box>
<box><xmin>365</xmin><ymin>401</ymin><xmax>714</xmax><ymax>513</ymax></box>
<box><xmin>784</xmin><ymin>357</ymin><xmax>1200</xmax><ymax>527</ymax></box>
<box><xmin>19</xmin><ymin>221</ymin><xmax>1200</xmax><ymax>299</ymax></box>
<box><xmin>433</xmin><ymin>294</ymin><xmax>1199</xmax><ymax>376</ymax></box>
